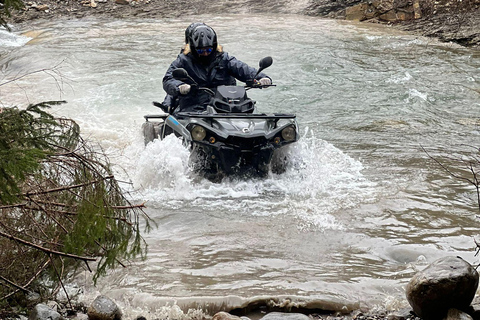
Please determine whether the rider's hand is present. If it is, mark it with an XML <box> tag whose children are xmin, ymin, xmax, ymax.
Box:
<box><xmin>258</xmin><ymin>78</ymin><xmax>272</xmax><ymax>86</ymax></box>
<box><xmin>179</xmin><ymin>84</ymin><xmax>191</xmax><ymax>95</ymax></box>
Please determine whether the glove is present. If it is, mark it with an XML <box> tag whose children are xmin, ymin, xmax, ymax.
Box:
<box><xmin>178</xmin><ymin>84</ymin><xmax>191</xmax><ymax>95</ymax></box>
<box><xmin>258</xmin><ymin>78</ymin><xmax>272</xmax><ymax>86</ymax></box>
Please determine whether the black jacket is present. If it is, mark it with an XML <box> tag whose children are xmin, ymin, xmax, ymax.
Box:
<box><xmin>163</xmin><ymin>49</ymin><xmax>270</xmax><ymax>114</ymax></box>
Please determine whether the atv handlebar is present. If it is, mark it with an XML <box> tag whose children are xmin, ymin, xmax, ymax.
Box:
<box><xmin>189</xmin><ymin>84</ymin><xmax>215</xmax><ymax>96</ymax></box>
<box><xmin>172</xmin><ymin>56</ymin><xmax>275</xmax><ymax>93</ymax></box>
<box><xmin>190</xmin><ymin>83</ymin><xmax>274</xmax><ymax>96</ymax></box>
<box><xmin>245</xmin><ymin>80</ymin><xmax>276</xmax><ymax>90</ymax></box>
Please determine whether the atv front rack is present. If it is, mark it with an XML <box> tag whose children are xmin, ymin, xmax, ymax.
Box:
<box><xmin>176</xmin><ymin>112</ymin><xmax>296</xmax><ymax>119</ymax></box>
<box><xmin>144</xmin><ymin>113</ymin><xmax>296</xmax><ymax>123</ymax></box>
<box><xmin>144</xmin><ymin>114</ymin><xmax>169</xmax><ymax>121</ymax></box>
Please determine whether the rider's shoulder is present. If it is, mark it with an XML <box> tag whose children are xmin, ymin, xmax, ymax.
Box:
<box><xmin>218</xmin><ymin>51</ymin><xmax>237</xmax><ymax>62</ymax></box>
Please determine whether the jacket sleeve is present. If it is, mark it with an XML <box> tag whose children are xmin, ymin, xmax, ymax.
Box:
<box><xmin>224</xmin><ymin>53</ymin><xmax>271</xmax><ymax>83</ymax></box>
<box><xmin>162</xmin><ymin>55</ymin><xmax>186</xmax><ymax>96</ymax></box>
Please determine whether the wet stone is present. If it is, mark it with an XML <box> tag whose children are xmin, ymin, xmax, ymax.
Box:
<box><xmin>74</xmin><ymin>314</ymin><xmax>89</xmax><ymax>320</ymax></box>
<box><xmin>444</xmin><ymin>308</ymin><xmax>473</xmax><ymax>320</ymax></box>
<box><xmin>213</xmin><ymin>312</ymin><xmax>244</xmax><ymax>320</ymax></box>
<box><xmin>28</xmin><ymin>303</ymin><xmax>62</xmax><ymax>320</ymax></box>
<box><xmin>260</xmin><ymin>312</ymin><xmax>311</xmax><ymax>320</ymax></box>
<box><xmin>406</xmin><ymin>256</ymin><xmax>479</xmax><ymax>320</ymax></box>
<box><xmin>386</xmin><ymin>308</ymin><xmax>413</xmax><ymax>320</ymax></box>
<box><xmin>87</xmin><ymin>295</ymin><xmax>122</xmax><ymax>320</ymax></box>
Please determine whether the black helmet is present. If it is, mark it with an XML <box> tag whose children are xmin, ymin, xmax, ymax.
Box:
<box><xmin>184</xmin><ymin>22</ymin><xmax>205</xmax><ymax>44</ymax></box>
<box><xmin>189</xmin><ymin>25</ymin><xmax>217</xmax><ymax>52</ymax></box>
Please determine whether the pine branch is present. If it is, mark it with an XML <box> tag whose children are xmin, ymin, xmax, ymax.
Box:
<box><xmin>0</xmin><ymin>104</ymin><xmax>152</xmax><ymax>304</ymax></box>
<box><xmin>0</xmin><ymin>230</ymin><xmax>96</xmax><ymax>262</ymax></box>
<box><xmin>23</xmin><ymin>175</ymin><xmax>115</xmax><ymax>196</ymax></box>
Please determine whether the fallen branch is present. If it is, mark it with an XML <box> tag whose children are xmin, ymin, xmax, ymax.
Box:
<box><xmin>23</xmin><ymin>175</ymin><xmax>115</xmax><ymax>196</ymax></box>
<box><xmin>48</xmin><ymin>254</ymin><xmax>73</xmax><ymax>310</ymax></box>
<box><xmin>0</xmin><ymin>259</ymin><xmax>50</xmax><ymax>301</ymax></box>
<box><xmin>111</xmin><ymin>202</ymin><xmax>147</xmax><ymax>209</ymax></box>
<box><xmin>1</xmin><ymin>72</ymin><xmax>151</xmax><ymax>309</ymax></box>
<box><xmin>0</xmin><ymin>203</ymin><xmax>27</xmax><ymax>209</ymax></box>
<box><xmin>0</xmin><ymin>230</ymin><xmax>96</xmax><ymax>262</ymax></box>
<box><xmin>0</xmin><ymin>276</ymin><xmax>31</xmax><ymax>294</ymax></box>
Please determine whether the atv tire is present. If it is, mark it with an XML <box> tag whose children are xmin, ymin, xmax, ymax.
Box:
<box><xmin>270</xmin><ymin>149</ymin><xmax>288</xmax><ymax>174</ymax></box>
<box><xmin>142</xmin><ymin>122</ymin><xmax>158</xmax><ymax>145</ymax></box>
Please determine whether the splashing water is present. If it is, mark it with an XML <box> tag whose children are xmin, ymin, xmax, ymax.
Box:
<box><xmin>129</xmin><ymin>127</ymin><xmax>376</xmax><ymax>231</ymax></box>
<box><xmin>0</xmin><ymin>28</ymin><xmax>31</xmax><ymax>48</ymax></box>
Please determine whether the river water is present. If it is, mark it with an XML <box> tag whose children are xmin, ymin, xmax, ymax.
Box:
<box><xmin>1</xmin><ymin>14</ymin><xmax>480</xmax><ymax>318</ymax></box>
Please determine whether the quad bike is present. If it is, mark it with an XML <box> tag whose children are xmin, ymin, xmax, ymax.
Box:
<box><xmin>142</xmin><ymin>57</ymin><xmax>299</xmax><ymax>180</ymax></box>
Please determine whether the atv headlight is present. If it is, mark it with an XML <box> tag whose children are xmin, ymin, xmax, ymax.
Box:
<box><xmin>191</xmin><ymin>125</ymin><xmax>206</xmax><ymax>141</ymax></box>
<box><xmin>281</xmin><ymin>126</ymin><xmax>296</xmax><ymax>142</ymax></box>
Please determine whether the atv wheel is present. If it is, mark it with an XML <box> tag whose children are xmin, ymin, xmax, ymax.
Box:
<box><xmin>256</xmin><ymin>164</ymin><xmax>270</xmax><ymax>177</ymax></box>
<box><xmin>271</xmin><ymin>149</ymin><xmax>288</xmax><ymax>174</ymax></box>
<box><xmin>142</xmin><ymin>122</ymin><xmax>158</xmax><ymax>145</ymax></box>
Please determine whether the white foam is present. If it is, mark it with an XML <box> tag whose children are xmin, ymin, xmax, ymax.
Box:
<box><xmin>133</xmin><ymin>134</ymin><xmax>193</xmax><ymax>195</ymax></box>
<box><xmin>0</xmin><ymin>29</ymin><xmax>31</xmax><ymax>47</ymax></box>
<box><xmin>407</xmin><ymin>88</ymin><xmax>429</xmax><ymax>102</ymax></box>
<box><xmin>386</xmin><ymin>71</ymin><xmax>413</xmax><ymax>84</ymax></box>
<box><xmin>128</xmin><ymin>128</ymin><xmax>376</xmax><ymax>230</ymax></box>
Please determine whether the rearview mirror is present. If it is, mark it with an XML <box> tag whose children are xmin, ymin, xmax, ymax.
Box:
<box><xmin>259</xmin><ymin>56</ymin><xmax>273</xmax><ymax>70</ymax></box>
<box><xmin>254</xmin><ymin>56</ymin><xmax>273</xmax><ymax>79</ymax></box>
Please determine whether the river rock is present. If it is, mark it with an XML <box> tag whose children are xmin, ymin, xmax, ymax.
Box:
<box><xmin>73</xmin><ymin>313</ymin><xmax>89</xmax><ymax>320</ymax></box>
<box><xmin>212</xmin><ymin>312</ymin><xmax>244</xmax><ymax>320</ymax></box>
<box><xmin>406</xmin><ymin>256</ymin><xmax>479</xmax><ymax>320</ymax></box>
<box><xmin>444</xmin><ymin>308</ymin><xmax>473</xmax><ymax>320</ymax></box>
<box><xmin>87</xmin><ymin>295</ymin><xmax>122</xmax><ymax>320</ymax></box>
<box><xmin>344</xmin><ymin>0</ymin><xmax>420</xmax><ymax>22</ymax></box>
<box><xmin>386</xmin><ymin>308</ymin><xmax>413</xmax><ymax>320</ymax></box>
<box><xmin>260</xmin><ymin>312</ymin><xmax>310</xmax><ymax>320</ymax></box>
<box><xmin>29</xmin><ymin>303</ymin><xmax>62</xmax><ymax>320</ymax></box>
<box><xmin>31</xmin><ymin>4</ymin><xmax>50</xmax><ymax>11</ymax></box>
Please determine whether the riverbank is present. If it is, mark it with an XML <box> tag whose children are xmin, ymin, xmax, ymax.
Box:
<box><xmin>9</xmin><ymin>0</ymin><xmax>480</xmax><ymax>49</ymax></box>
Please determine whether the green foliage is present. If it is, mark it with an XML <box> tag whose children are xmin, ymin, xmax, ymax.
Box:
<box><xmin>0</xmin><ymin>0</ymin><xmax>25</xmax><ymax>30</ymax></box>
<box><xmin>0</xmin><ymin>104</ymin><xmax>151</xmax><ymax>308</ymax></box>
<box><xmin>0</xmin><ymin>102</ymin><xmax>68</xmax><ymax>204</ymax></box>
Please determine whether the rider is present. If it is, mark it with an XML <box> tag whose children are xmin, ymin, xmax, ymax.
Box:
<box><xmin>160</xmin><ymin>22</ymin><xmax>206</xmax><ymax>113</ymax></box>
<box><xmin>162</xmin><ymin>24</ymin><xmax>272</xmax><ymax>115</ymax></box>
